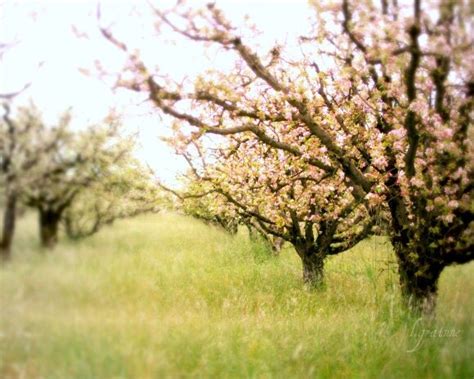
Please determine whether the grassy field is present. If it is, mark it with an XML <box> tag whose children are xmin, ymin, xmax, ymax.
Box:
<box><xmin>1</xmin><ymin>212</ymin><xmax>473</xmax><ymax>378</ymax></box>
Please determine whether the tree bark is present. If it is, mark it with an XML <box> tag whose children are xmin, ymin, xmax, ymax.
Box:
<box><xmin>394</xmin><ymin>242</ymin><xmax>442</xmax><ymax>317</ymax></box>
<box><xmin>295</xmin><ymin>244</ymin><xmax>325</xmax><ymax>288</ymax></box>
<box><xmin>39</xmin><ymin>208</ymin><xmax>61</xmax><ymax>249</ymax></box>
<box><xmin>0</xmin><ymin>192</ymin><xmax>17</xmax><ymax>261</ymax></box>
<box><xmin>302</xmin><ymin>253</ymin><xmax>325</xmax><ymax>288</ymax></box>
<box><xmin>384</xmin><ymin>176</ymin><xmax>443</xmax><ymax>317</ymax></box>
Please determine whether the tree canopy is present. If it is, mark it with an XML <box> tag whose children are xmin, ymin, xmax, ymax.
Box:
<box><xmin>102</xmin><ymin>0</ymin><xmax>473</xmax><ymax>314</ymax></box>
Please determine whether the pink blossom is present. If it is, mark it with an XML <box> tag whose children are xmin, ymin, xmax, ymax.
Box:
<box><xmin>388</xmin><ymin>128</ymin><xmax>406</xmax><ymax>140</ymax></box>
<box><xmin>434</xmin><ymin>127</ymin><xmax>454</xmax><ymax>140</ymax></box>
<box><xmin>373</xmin><ymin>156</ymin><xmax>388</xmax><ymax>170</ymax></box>
<box><xmin>448</xmin><ymin>200</ymin><xmax>459</xmax><ymax>209</ymax></box>
<box><xmin>336</xmin><ymin>133</ymin><xmax>346</xmax><ymax>146</ymax></box>
<box><xmin>443</xmin><ymin>214</ymin><xmax>455</xmax><ymax>223</ymax></box>
<box><xmin>410</xmin><ymin>177</ymin><xmax>424</xmax><ymax>188</ymax></box>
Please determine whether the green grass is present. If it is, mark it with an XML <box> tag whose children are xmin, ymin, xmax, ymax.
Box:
<box><xmin>1</xmin><ymin>212</ymin><xmax>473</xmax><ymax>378</ymax></box>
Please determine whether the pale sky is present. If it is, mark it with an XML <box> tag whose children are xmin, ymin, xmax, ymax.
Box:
<box><xmin>1</xmin><ymin>0</ymin><xmax>311</xmax><ymax>184</ymax></box>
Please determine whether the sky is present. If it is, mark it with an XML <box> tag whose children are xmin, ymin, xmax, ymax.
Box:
<box><xmin>1</xmin><ymin>0</ymin><xmax>312</xmax><ymax>184</ymax></box>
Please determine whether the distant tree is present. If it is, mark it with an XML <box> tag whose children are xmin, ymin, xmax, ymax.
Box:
<box><xmin>20</xmin><ymin>115</ymin><xmax>133</xmax><ymax>249</ymax></box>
<box><xmin>0</xmin><ymin>103</ymin><xmax>69</xmax><ymax>259</ymax></box>
<box><xmin>63</xmin><ymin>159</ymin><xmax>162</xmax><ymax>240</ymax></box>
<box><xmin>1</xmin><ymin>103</ymin><xmax>150</xmax><ymax>252</ymax></box>
<box><xmin>0</xmin><ymin>35</ymin><xmax>41</xmax><ymax>260</ymax></box>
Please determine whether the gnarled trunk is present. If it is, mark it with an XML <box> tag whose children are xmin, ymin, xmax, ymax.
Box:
<box><xmin>39</xmin><ymin>209</ymin><xmax>61</xmax><ymax>249</ymax></box>
<box><xmin>0</xmin><ymin>193</ymin><xmax>17</xmax><ymax>261</ymax></box>
<box><xmin>302</xmin><ymin>253</ymin><xmax>324</xmax><ymax>288</ymax></box>
<box><xmin>384</xmin><ymin>177</ymin><xmax>444</xmax><ymax>317</ymax></box>
<box><xmin>295</xmin><ymin>244</ymin><xmax>325</xmax><ymax>288</ymax></box>
<box><xmin>393</xmin><ymin>241</ymin><xmax>443</xmax><ymax>317</ymax></box>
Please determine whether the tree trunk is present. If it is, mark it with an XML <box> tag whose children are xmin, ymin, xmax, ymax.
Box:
<box><xmin>384</xmin><ymin>178</ymin><xmax>444</xmax><ymax>317</ymax></box>
<box><xmin>394</xmin><ymin>243</ymin><xmax>443</xmax><ymax>317</ymax></box>
<box><xmin>295</xmin><ymin>244</ymin><xmax>325</xmax><ymax>288</ymax></box>
<box><xmin>39</xmin><ymin>209</ymin><xmax>61</xmax><ymax>249</ymax></box>
<box><xmin>0</xmin><ymin>193</ymin><xmax>17</xmax><ymax>261</ymax></box>
<box><xmin>302</xmin><ymin>253</ymin><xmax>325</xmax><ymax>288</ymax></box>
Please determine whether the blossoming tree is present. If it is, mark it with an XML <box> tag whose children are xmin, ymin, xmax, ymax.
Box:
<box><xmin>20</xmin><ymin>116</ymin><xmax>133</xmax><ymax>249</ymax></box>
<box><xmin>102</xmin><ymin>0</ymin><xmax>473</xmax><ymax>313</ymax></box>
<box><xmin>169</xmin><ymin>136</ymin><xmax>374</xmax><ymax>287</ymax></box>
<box><xmin>0</xmin><ymin>104</ymin><xmax>71</xmax><ymax>258</ymax></box>
<box><xmin>62</xmin><ymin>157</ymin><xmax>162</xmax><ymax>240</ymax></box>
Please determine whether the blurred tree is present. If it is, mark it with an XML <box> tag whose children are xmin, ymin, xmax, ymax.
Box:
<box><xmin>19</xmin><ymin>115</ymin><xmax>132</xmax><ymax>249</ymax></box>
<box><xmin>1</xmin><ymin>103</ymin><xmax>161</xmax><ymax>252</ymax></box>
<box><xmin>0</xmin><ymin>103</ymin><xmax>69</xmax><ymax>258</ymax></box>
<box><xmin>63</xmin><ymin>159</ymin><xmax>162</xmax><ymax>240</ymax></box>
<box><xmin>1</xmin><ymin>10</ymin><xmax>47</xmax><ymax>259</ymax></box>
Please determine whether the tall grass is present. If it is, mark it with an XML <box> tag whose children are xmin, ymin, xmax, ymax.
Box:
<box><xmin>1</xmin><ymin>212</ymin><xmax>473</xmax><ymax>378</ymax></box>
